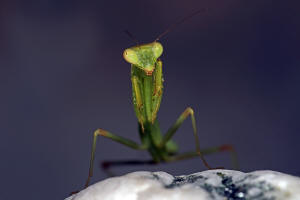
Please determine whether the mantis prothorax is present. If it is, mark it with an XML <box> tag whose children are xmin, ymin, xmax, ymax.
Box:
<box><xmin>81</xmin><ymin>10</ymin><xmax>238</xmax><ymax>190</ymax></box>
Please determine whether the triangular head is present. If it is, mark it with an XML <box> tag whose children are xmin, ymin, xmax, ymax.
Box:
<box><xmin>123</xmin><ymin>42</ymin><xmax>163</xmax><ymax>76</ymax></box>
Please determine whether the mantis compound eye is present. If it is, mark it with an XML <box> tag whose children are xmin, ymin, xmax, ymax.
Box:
<box><xmin>123</xmin><ymin>49</ymin><xmax>138</xmax><ymax>65</ymax></box>
<box><xmin>152</xmin><ymin>42</ymin><xmax>163</xmax><ymax>58</ymax></box>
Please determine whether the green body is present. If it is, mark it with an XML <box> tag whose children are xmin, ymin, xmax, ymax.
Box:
<box><xmin>125</xmin><ymin>42</ymin><xmax>179</xmax><ymax>162</ymax></box>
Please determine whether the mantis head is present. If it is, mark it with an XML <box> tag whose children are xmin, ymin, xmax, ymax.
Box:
<box><xmin>123</xmin><ymin>42</ymin><xmax>163</xmax><ymax>75</ymax></box>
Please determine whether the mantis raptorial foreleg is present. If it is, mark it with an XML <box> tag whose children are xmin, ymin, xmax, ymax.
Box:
<box><xmin>158</xmin><ymin>107</ymin><xmax>214</xmax><ymax>169</ymax></box>
<box><xmin>152</xmin><ymin>60</ymin><xmax>163</xmax><ymax>123</ymax></box>
<box><xmin>85</xmin><ymin>129</ymin><xmax>148</xmax><ymax>187</ymax></box>
<box><xmin>131</xmin><ymin>76</ymin><xmax>145</xmax><ymax>130</ymax></box>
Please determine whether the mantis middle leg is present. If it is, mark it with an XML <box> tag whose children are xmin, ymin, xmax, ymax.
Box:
<box><xmin>85</xmin><ymin>129</ymin><xmax>148</xmax><ymax>188</ymax></box>
<box><xmin>159</xmin><ymin>107</ymin><xmax>216</xmax><ymax>169</ymax></box>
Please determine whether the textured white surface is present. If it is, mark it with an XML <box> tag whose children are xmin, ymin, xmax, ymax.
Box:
<box><xmin>66</xmin><ymin>170</ymin><xmax>300</xmax><ymax>200</ymax></box>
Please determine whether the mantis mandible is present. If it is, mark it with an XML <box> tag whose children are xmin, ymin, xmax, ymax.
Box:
<box><xmin>81</xmin><ymin>10</ymin><xmax>238</xmax><ymax>189</ymax></box>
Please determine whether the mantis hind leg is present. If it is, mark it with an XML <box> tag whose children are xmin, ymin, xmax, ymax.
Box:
<box><xmin>165</xmin><ymin>145</ymin><xmax>239</xmax><ymax>170</ymax></box>
<box><xmin>84</xmin><ymin>129</ymin><xmax>148</xmax><ymax>188</ymax></box>
<box><xmin>98</xmin><ymin>145</ymin><xmax>238</xmax><ymax>177</ymax></box>
<box><xmin>100</xmin><ymin>159</ymin><xmax>157</xmax><ymax>177</ymax></box>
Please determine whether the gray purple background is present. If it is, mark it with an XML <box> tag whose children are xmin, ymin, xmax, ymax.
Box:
<box><xmin>0</xmin><ymin>0</ymin><xmax>299</xmax><ymax>199</ymax></box>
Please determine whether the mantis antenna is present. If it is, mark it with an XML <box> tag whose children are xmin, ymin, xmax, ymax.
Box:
<box><xmin>124</xmin><ymin>30</ymin><xmax>140</xmax><ymax>46</ymax></box>
<box><xmin>155</xmin><ymin>8</ymin><xmax>208</xmax><ymax>41</ymax></box>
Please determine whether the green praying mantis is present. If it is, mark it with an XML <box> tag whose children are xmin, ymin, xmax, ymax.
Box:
<box><xmin>80</xmin><ymin>10</ymin><xmax>238</xmax><ymax>190</ymax></box>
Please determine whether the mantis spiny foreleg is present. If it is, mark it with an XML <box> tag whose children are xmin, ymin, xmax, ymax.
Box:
<box><xmin>152</xmin><ymin>60</ymin><xmax>163</xmax><ymax>123</ymax></box>
<box><xmin>131</xmin><ymin>70</ymin><xmax>146</xmax><ymax>131</ymax></box>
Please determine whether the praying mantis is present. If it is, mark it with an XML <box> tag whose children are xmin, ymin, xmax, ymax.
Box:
<box><xmin>80</xmin><ymin>10</ymin><xmax>238</xmax><ymax>190</ymax></box>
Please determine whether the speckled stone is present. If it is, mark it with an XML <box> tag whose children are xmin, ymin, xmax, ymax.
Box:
<box><xmin>66</xmin><ymin>170</ymin><xmax>300</xmax><ymax>200</ymax></box>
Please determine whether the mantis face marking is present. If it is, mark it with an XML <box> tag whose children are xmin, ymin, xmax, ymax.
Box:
<box><xmin>123</xmin><ymin>42</ymin><xmax>163</xmax><ymax>75</ymax></box>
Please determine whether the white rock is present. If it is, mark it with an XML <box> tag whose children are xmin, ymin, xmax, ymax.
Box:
<box><xmin>66</xmin><ymin>170</ymin><xmax>300</xmax><ymax>200</ymax></box>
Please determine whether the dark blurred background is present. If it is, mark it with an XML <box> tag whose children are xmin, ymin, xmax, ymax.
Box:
<box><xmin>0</xmin><ymin>0</ymin><xmax>299</xmax><ymax>199</ymax></box>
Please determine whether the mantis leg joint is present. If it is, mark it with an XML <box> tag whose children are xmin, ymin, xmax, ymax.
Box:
<box><xmin>219</xmin><ymin>144</ymin><xmax>235</xmax><ymax>152</ymax></box>
<box><xmin>94</xmin><ymin>129</ymin><xmax>108</xmax><ymax>137</ymax></box>
<box><xmin>183</xmin><ymin>107</ymin><xmax>194</xmax><ymax>117</ymax></box>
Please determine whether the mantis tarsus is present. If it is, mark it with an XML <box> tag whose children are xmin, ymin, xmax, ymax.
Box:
<box><xmin>80</xmin><ymin>10</ymin><xmax>238</xmax><ymax>190</ymax></box>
